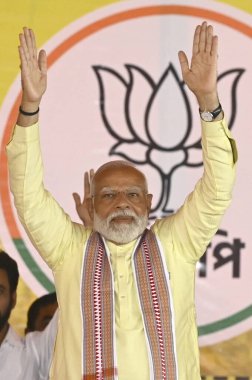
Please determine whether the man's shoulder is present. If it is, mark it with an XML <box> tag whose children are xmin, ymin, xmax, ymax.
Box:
<box><xmin>2</xmin><ymin>325</ymin><xmax>24</xmax><ymax>349</ymax></box>
<box><xmin>151</xmin><ymin>214</ymin><xmax>175</xmax><ymax>230</ymax></box>
<box><xmin>0</xmin><ymin>326</ymin><xmax>24</xmax><ymax>379</ymax></box>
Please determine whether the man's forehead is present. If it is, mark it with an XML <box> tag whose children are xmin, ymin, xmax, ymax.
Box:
<box><xmin>92</xmin><ymin>163</ymin><xmax>148</xmax><ymax>194</ymax></box>
<box><xmin>95</xmin><ymin>165</ymin><xmax>145</xmax><ymax>181</ymax></box>
<box><xmin>94</xmin><ymin>170</ymin><xmax>146</xmax><ymax>189</ymax></box>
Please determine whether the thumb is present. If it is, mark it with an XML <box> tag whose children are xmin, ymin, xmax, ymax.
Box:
<box><xmin>178</xmin><ymin>50</ymin><xmax>189</xmax><ymax>77</ymax></box>
<box><xmin>38</xmin><ymin>49</ymin><xmax>47</xmax><ymax>75</ymax></box>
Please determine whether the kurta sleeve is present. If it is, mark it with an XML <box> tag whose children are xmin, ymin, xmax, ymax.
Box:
<box><xmin>6</xmin><ymin>123</ymin><xmax>86</xmax><ymax>269</ymax></box>
<box><xmin>153</xmin><ymin>118</ymin><xmax>237</xmax><ymax>262</ymax></box>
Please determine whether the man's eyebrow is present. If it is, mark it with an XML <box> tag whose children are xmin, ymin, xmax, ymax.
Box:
<box><xmin>99</xmin><ymin>187</ymin><xmax>114</xmax><ymax>192</ymax></box>
<box><xmin>99</xmin><ymin>186</ymin><xmax>143</xmax><ymax>192</ymax></box>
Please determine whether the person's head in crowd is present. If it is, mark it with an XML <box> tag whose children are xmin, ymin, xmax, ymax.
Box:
<box><xmin>0</xmin><ymin>251</ymin><xmax>19</xmax><ymax>342</ymax></box>
<box><xmin>25</xmin><ymin>291</ymin><xmax>58</xmax><ymax>334</ymax></box>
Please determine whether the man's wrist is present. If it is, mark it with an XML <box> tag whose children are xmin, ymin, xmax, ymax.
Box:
<box><xmin>199</xmin><ymin>103</ymin><xmax>223</xmax><ymax>122</ymax></box>
<box><xmin>19</xmin><ymin>106</ymin><xmax>39</xmax><ymax>116</ymax></box>
<box><xmin>17</xmin><ymin>100</ymin><xmax>41</xmax><ymax>127</ymax></box>
<box><xmin>20</xmin><ymin>100</ymin><xmax>41</xmax><ymax>113</ymax></box>
<box><xmin>196</xmin><ymin>91</ymin><xmax>220</xmax><ymax>112</ymax></box>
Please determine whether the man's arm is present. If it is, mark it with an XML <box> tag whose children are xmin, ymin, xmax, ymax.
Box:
<box><xmin>154</xmin><ymin>22</ymin><xmax>237</xmax><ymax>261</ymax></box>
<box><xmin>7</xmin><ymin>28</ymin><xmax>86</xmax><ymax>268</ymax></box>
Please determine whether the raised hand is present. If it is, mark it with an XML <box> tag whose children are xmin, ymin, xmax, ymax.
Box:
<box><xmin>73</xmin><ymin>170</ymin><xmax>94</xmax><ymax>228</ymax></box>
<box><xmin>18</xmin><ymin>27</ymin><xmax>47</xmax><ymax>117</ymax></box>
<box><xmin>178</xmin><ymin>21</ymin><xmax>219</xmax><ymax>111</ymax></box>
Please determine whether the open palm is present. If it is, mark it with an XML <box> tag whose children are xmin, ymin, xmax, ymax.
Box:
<box><xmin>19</xmin><ymin>27</ymin><xmax>47</xmax><ymax>104</ymax></box>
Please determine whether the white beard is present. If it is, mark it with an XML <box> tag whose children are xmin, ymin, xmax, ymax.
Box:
<box><xmin>93</xmin><ymin>209</ymin><xmax>148</xmax><ymax>244</ymax></box>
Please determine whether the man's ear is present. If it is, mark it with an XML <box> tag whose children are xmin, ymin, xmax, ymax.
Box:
<box><xmin>11</xmin><ymin>291</ymin><xmax>17</xmax><ymax>310</ymax></box>
<box><xmin>146</xmin><ymin>194</ymin><xmax>153</xmax><ymax>214</ymax></box>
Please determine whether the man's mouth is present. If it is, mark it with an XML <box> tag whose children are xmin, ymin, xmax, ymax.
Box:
<box><xmin>110</xmin><ymin>216</ymin><xmax>134</xmax><ymax>224</ymax></box>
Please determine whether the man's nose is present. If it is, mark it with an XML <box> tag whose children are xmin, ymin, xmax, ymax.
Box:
<box><xmin>115</xmin><ymin>192</ymin><xmax>130</xmax><ymax>208</ymax></box>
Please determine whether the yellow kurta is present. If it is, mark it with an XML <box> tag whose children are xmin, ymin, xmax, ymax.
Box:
<box><xmin>6</xmin><ymin>118</ymin><xmax>237</xmax><ymax>379</ymax></box>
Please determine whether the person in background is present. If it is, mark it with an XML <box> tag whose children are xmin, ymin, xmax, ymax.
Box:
<box><xmin>0</xmin><ymin>250</ymin><xmax>58</xmax><ymax>380</ymax></box>
<box><xmin>25</xmin><ymin>292</ymin><xmax>58</xmax><ymax>334</ymax></box>
<box><xmin>0</xmin><ymin>251</ymin><xmax>22</xmax><ymax>378</ymax></box>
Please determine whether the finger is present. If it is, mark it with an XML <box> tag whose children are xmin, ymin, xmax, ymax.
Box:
<box><xmin>18</xmin><ymin>46</ymin><xmax>28</xmax><ymax>70</ymax></box>
<box><xmin>178</xmin><ymin>51</ymin><xmax>189</xmax><ymax>78</ymax></box>
<box><xmin>84</xmin><ymin>172</ymin><xmax>91</xmax><ymax>198</ymax></box>
<box><xmin>199</xmin><ymin>21</ymin><xmax>207</xmax><ymax>52</ymax></box>
<box><xmin>24</xmin><ymin>27</ymin><xmax>34</xmax><ymax>63</ymax></box>
<box><xmin>211</xmin><ymin>35</ymin><xmax>218</xmax><ymax>58</ymax></box>
<box><xmin>90</xmin><ymin>169</ymin><xmax>95</xmax><ymax>181</ymax></box>
<box><xmin>192</xmin><ymin>25</ymin><xmax>201</xmax><ymax>55</ymax></box>
<box><xmin>29</xmin><ymin>28</ymin><xmax>38</xmax><ymax>60</ymax></box>
<box><xmin>38</xmin><ymin>50</ymin><xmax>47</xmax><ymax>75</ymax></box>
<box><xmin>19</xmin><ymin>32</ymin><xmax>30</xmax><ymax>65</ymax></box>
<box><xmin>72</xmin><ymin>192</ymin><xmax>81</xmax><ymax>207</ymax></box>
<box><xmin>205</xmin><ymin>25</ymin><xmax>213</xmax><ymax>54</ymax></box>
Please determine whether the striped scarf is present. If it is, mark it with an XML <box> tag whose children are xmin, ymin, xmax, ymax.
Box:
<box><xmin>81</xmin><ymin>229</ymin><xmax>178</xmax><ymax>380</ymax></box>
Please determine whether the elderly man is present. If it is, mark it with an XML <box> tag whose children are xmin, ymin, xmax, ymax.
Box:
<box><xmin>7</xmin><ymin>22</ymin><xmax>237</xmax><ymax>380</ymax></box>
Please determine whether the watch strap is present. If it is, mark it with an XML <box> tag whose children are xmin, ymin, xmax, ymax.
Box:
<box><xmin>199</xmin><ymin>103</ymin><xmax>223</xmax><ymax>121</ymax></box>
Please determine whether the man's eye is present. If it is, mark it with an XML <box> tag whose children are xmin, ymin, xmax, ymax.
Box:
<box><xmin>102</xmin><ymin>193</ymin><xmax>115</xmax><ymax>199</ymax></box>
<box><xmin>128</xmin><ymin>192</ymin><xmax>139</xmax><ymax>198</ymax></box>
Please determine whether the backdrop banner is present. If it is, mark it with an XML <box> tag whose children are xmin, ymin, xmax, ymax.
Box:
<box><xmin>0</xmin><ymin>0</ymin><xmax>251</xmax><ymax>376</ymax></box>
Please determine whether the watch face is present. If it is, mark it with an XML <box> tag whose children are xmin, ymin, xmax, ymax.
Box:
<box><xmin>200</xmin><ymin>111</ymin><xmax>213</xmax><ymax>122</ymax></box>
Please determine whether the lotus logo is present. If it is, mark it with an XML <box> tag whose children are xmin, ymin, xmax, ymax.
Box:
<box><xmin>93</xmin><ymin>63</ymin><xmax>244</xmax><ymax>218</ymax></box>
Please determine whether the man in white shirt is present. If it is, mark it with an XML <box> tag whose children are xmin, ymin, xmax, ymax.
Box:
<box><xmin>21</xmin><ymin>309</ymin><xmax>58</xmax><ymax>380</ymax></box>
<box><xmin>0</xmin><ymin>250</ymin><xmax>57</xmax><ymax>379</ymax></box>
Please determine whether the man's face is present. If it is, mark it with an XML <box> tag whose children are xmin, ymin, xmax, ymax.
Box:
<box><xmin>0</xmin><ymin>269</ymin><xmax>15</xmax><ymax>331</ymax></box>
<box><xmin>33</xmin><ymin>302</ymin><xmax>58</xmax><ymax>332</ymax></box>
<box><xmin>92</xmin><ymin>165</ymin><xmax>152</xmax><ymax>244</ymax></box>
